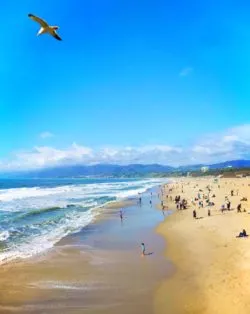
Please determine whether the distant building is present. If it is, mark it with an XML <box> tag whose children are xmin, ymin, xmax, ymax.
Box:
<box><xmin>201</xmin><ymin>166</ymin><xmax>209</xmax><ymax>173</ymax></box>
<box><xmin>236</xmin><ymin>174</ymin><xmax>243</xmax><ymax>178</ymax></box>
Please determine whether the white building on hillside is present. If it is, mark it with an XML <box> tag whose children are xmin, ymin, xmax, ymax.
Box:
<box><xmin>201</xmin><ymin>166</ymin><xmax>209</xmax><ymax>173</ymax></box>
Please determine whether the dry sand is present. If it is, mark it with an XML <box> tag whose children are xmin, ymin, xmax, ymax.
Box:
<box><xmin>155</xmin><ymin>177</ymin><xmax>250</xmax><ymax>314</ymax></box>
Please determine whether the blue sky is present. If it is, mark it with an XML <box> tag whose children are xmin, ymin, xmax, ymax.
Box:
<box><xmin>1</xmin><ymin>0</ymin><xmax>250</xmax><ymax>169</ymax></box>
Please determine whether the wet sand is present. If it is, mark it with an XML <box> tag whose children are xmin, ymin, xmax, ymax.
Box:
<box><xmin>156</xmin><ymin>177</ymin><xmax>250</xmax><ymax>314</ymax></box>
<box><xmin>0</xmin><ymin>188</ymin><xmax>171</xmax><ymax>314</ymax></box>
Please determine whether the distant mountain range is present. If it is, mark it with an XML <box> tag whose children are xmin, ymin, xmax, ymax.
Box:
<box><xmin>16</xmin><ymin>164</ymin><xmax>174</xmax><ymax>178</ymax></box>
<box><xmin>177</xmin><ymin>160</ymin><xmax>250</xmax><ymax>171</ymax></box>
<box><xmin>208</xmin><ymin>160</ymin><xmax>250</xmax><ymax>169</ymax></box>
<box><xmin>6</xmin><ymin>159</ymin><xmax>250</xmax><ymax>178</ymax></box>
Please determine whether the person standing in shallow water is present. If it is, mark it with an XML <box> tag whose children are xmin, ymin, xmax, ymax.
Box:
<box><xmin>138</xmin><ymin>197</ymin><xmax>142</xmax><ymax>205</ymax></box>
<box><xmin>119</xmin><ymin>209</ymin><xmax>123</xmax><ymax>221</ymax></box>
<box><xmin>141</xmin><ymin>243</ymin><xmax>146</xmax><ymax>256</ymax></box>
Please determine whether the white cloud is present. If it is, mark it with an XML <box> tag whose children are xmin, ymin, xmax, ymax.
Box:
<box><xmin>40</xmin><ymin>131</ymin><xmax>54</xmax><ymax>139</ymax></box>
<box><xmin>0</xmin><ymin>144</ymin><xmax>183</xmax><ymax>171</ymax></box>
<box><xmin>179</xmin><ymin>67</ymin><xmax>193</xmax><ymax>77</ymax></box>
<box><xmin>190</xmin><ymin>124</ymin><xmax>250</xmax><ymax>164</ymax></box>
<box><xmin>1</xmin><ymin>124</ymin><xmax>250</xmax><ymax>171</ymax></box>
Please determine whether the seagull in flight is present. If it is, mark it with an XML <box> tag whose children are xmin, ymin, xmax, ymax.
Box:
<box><xmin>28</xmin><ymin>14</ymin><xmax>62</xmax><ymax>41</ymax></box>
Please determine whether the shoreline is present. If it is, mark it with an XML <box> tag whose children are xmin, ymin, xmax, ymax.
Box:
<box><xmin>0</xmin><ymin>177</ymin><xmax>166</xmax><ymax>265</ymax></box>
<box><xmin>0</xmin><ymin>199</ymin><xmax>135</xmax><ymax>267</ymax></box>
<box><xmin>0</xmin><ymin>184</ymin><xmax>171</xmax><ymax>313</ymax></box>
<box><xmin>0</xmin><ymin>182</ymin><xmax>152</xmax><ymax>266</ymax></box>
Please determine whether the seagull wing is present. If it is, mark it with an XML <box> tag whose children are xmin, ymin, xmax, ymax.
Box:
<box><xmin>28</xmin><ymin>14</ymin><xmax>48</xmax><ymax>28</ymax></box>
<box><xmin>52</xmin><ymin>32</ymin><xmax>62</xmax><ymax>41</ymax></box>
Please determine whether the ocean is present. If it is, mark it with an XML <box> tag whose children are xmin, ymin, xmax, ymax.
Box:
<box><xmin>0</xmin><ymin>177</ymin><xmax>166</xmax><ymax>264</ymax></box>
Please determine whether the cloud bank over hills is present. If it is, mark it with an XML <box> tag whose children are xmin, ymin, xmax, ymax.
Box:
<box><xmin>1</xmin><ymin>124</ymin><xmax>250</xmax><ymax>172</ymax></box>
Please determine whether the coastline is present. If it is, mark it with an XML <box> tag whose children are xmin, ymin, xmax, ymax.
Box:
<box><xmin>155</xmin><ymin>177</ymin><xmax>250</xmax><ymax>314</ymax></box>
<box><xmin>0</xmin><ymin>184</ymin><xmax>171</xmax><ymax>313</ymax></box>
<box><xmin>0</xmin><ymin>177</ymin><xmax>165</xmax><ymax>265</ymax></box>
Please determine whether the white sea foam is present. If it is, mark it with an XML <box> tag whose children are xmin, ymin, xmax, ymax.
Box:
<box><xmin>31</xmin><ymin>280</ymin><xmax>108</xmax><ymax>291</ymax></box>
<box><xmin>0</xmin><ymin>179</ymin><xmax>164</xmax><ymax>212</ymax></box>
<box><xmin>0</xmin><ymin>209</ymin><xmax>97</xmax><ymax>264</ymax></box>
<box><xmin>0</xmin><ymin>231</ymin><xmax>10</xmax><ymax>241</ymax></box>
<box><xmin>0</xmin><ymin>187</ymin><xmax>62</xmax><ymax>202</ymax></box>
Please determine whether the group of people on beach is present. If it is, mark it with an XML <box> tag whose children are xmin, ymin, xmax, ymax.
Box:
<box><xmin>119</xmin><ymin>178</ymin><xmax>250</xmax><ymax>257</ymax></box>
<box><xmin>165</xmin><ymin>180</ymin><xmax>250</xmax><ymax>239</ymax></box>
<box><xmin>174</xmin><ymin>195</ymin><xmax>188</xmax><ymax>210</ymax></box>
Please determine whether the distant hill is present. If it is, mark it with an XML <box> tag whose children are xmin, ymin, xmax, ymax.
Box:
<box><xmin>16</xmin><ymin>163</ymin><xmax>175</xmax><ymax>178</ymax></box>
<box><xmin>174</xmin><ymin>160</ymin><xmax>250</xmax><ymax>172</ymax></box>
<box><xmin>176</xmin><ymin>164</ymin><xmax>204</xmax><ymax>171</ymax></box>
<box><xmin>6</xmin><ymin>160</ymin><xmax>250</xmax><ymax>178</ymax></box>
<box><xmin>208</xmin><ymin>160</ymin><xmax>250</xmax><ymax>169</ymax></box>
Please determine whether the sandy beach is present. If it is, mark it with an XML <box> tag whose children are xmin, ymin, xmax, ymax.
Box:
<box><xmin>2</xmin><ymin>177</ymin><xmax>250</xmax><ymax>314</ymax></box>
<box><xmin>156</xmin><ymin>177</ymin><xmax>250</xmax><ymax>314</ymax></box>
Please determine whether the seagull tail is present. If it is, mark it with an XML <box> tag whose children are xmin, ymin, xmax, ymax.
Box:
<box><xmin>37</xmin><ymin>27</ymin><xmax>45</xmax><ymax>36</ymax></box>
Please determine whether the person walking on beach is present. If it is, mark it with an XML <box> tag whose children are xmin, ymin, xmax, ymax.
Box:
<box><xmin>141</xmin><ymin>243</ymin><xmax>146</xmax><ymax>256</ymax></box>
<box><xmin>193</xmin><ymin>209</ymin><xmax>197</xmax><ymax>219</ymax></box>
<box><xmin>162</xmin><ymin>207</ymin><xmax>165</xmax><ymax>217</ymax></box>
<box><xmin>162</xmin><ymin>205</ymin><xmax>167</xmax><ymax>216</ymax></box>
<box><xmin>120</xmin><ymin>209</ymin><xmax>123</xmax><ymax>221</ymax></box>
